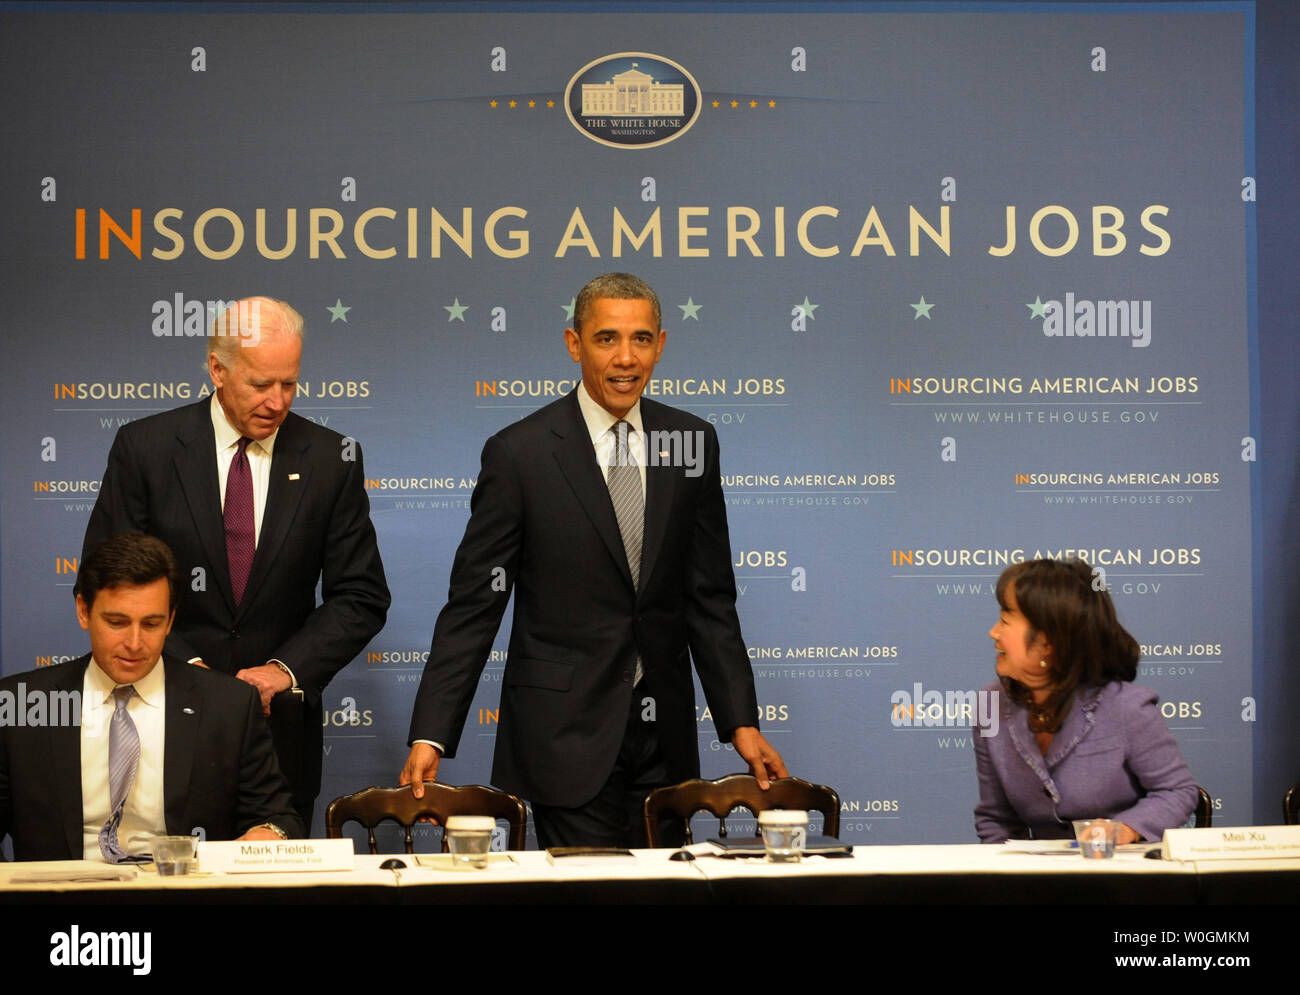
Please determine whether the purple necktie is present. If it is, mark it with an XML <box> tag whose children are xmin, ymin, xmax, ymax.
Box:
<box><xmin>224</xmin><ymin>437</ymin><xmax>255</xmax><ymax>605</ymax></box>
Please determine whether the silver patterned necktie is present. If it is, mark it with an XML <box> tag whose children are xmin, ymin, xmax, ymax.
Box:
<box><xmin>607</xmin><ymin>421</ymin><xmax>645</xmax><ymax>685</ymax></box>
<box><xmin>99</xmin><ymin>685</ymin><xmax>143</xmax><ymax>863</ymax></box>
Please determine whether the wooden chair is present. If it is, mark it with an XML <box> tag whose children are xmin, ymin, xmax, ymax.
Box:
<box><xmin>325</xmin><ymin>783</ymin><xmax>527</xmax><ymax>853</ymax></box>
<box><xmin>1194</xmin><ymin>786</ymin><xmax>1213</xmax><ymax>828</ymax></box>
<box><xmin>1284</xmin><ymin>782</ymin><xmax>1300</xmax><ymax>825</ymax></box>
<box><xmin>643</xmin><ymin>773</ymin><xmax>840</xmax><ymax>848</ymax></box>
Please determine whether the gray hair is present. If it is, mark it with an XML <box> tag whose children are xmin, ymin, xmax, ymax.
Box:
<box><xmin>572</xmin><ymin>273</ymin><xmax>661</xmax><ymax>334</ymax></box>
<box><xmin>207</xmin><ymin>297</ymin><xmax>303</xmax><ymax>369</ymax></box>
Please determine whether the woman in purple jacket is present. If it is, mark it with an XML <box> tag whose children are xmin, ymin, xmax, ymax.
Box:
<box><xmin>975</xmin><ymin>558</ymin><xmax>1198</xmax><ymax>844</ymax></box>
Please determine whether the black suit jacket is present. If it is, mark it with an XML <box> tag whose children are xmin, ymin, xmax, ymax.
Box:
<box><xmin>82</xmin><ymin>397</ymin><xmax>390</xmax><ymax>803</ymax></box>
<box><xmin>0</xmin><ymin>656</ymin><xmax>303</xmax><ymax>861</ymax></box>
<box><xmin>409</xmin><ymin>390</ymin><xmax>759</xmax><ymax>808</ymax></box>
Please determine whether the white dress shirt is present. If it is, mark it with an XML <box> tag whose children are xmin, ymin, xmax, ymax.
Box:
<box><xmin>81</xmin><ymin>658</ymin><xmax>167</xmax><ymax>861</ymax></box>
<box><xmin>210</xmin><ymin>393</ymin><xmax>277</xmax><ymax>544</ymax></box>
<box><xmin>575</xmin><ymin>382</ymin><xmax>648</xmax><ymax>494</ymax></box>
<box><xmin>206</xmin><ymin>394</ymin><xmax>296</xmax><ymax>683</ymax></box>
<box><xmin>576</xmin><ymin>382</ymin><xmax>647</xmax><ymax>685</ymax></box>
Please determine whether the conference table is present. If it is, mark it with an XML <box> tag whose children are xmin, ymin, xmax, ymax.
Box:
<box><xmin>2</xmin><ymin>844</ymin><xmax>1296</xmax><ymax>904</ymax></box>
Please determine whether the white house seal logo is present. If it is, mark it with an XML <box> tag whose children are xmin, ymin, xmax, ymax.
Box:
<box><xmin>565</xmin><ymin>52</ymin><xmax>701</xmax><ymax>149</ymax></box>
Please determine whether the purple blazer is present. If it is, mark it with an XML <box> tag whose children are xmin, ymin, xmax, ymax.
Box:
<box><xmin>973</xmin><ymin>680</ymin><xmax>1198</xmax><ymax>843</ymax></box>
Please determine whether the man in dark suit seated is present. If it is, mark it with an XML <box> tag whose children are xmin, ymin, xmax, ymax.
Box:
<box><xmin>82</xmin><ymin>297</ymin><xmax>390</xmax><ymax>831</ymax></box>
<box><xmin>401</xmin><ymin>272</ymin><xmax>787</xmax><ymax>847</ymax></box>
<box><xmin>0</xmin><ymin>533</ymin><xmax>302</xmax><ymax>862</ymax></box>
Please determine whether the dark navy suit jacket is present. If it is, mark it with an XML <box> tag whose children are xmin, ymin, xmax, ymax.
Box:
<box><xmin>408</xmin><ymin>390</ymin><xmax>759</xmax><ymax>808</ymax></box>
<box><xmin>82</xmin><ymin>398</ymin><xmax>389</xmax><ymax>809</ymax></box>
<box><xmin>0</xmin><ymin>655</ymin><xmax>302</xmax><ymax>861</ymax></box>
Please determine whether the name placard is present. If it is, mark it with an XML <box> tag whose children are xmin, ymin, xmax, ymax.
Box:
<box><xmin>198</xmin><ymin>839</ymin><xmax>355</xmax><ymax>873</ymax></box>
<box><xmin>1161</xmin><ymin>825</ymin><xmax>1300</xmax><ymax>862</ymax></box>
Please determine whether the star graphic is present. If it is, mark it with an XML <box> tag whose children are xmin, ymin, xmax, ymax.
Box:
<box><xmin>547</xmin><ymin>99</ymin><xmax>554</xmax><ymax>108</ymax></box>
<box><xmin>769</xmin><ymin>99</ymin><xmax>776</xmax><ymax>108</ymax></box>
<box><xmin>489</xmin><ymin>99</ymin><xmax>497</xmax><ymax>108</ymax></box>
<box><xmin>561</xmin><ymin>297</ymin><xmax>576</xmax><ymax>321</ymax></box>
<box><xmin>444</xmin><ymin>298</ymin><xmax>468</xmax><ymax>322</ymax></box>
<box><xmin>749</xmin><ymin>100</ymin><xmax>757</xmax><ymax>108</ymax></box>
<box><xmin>326</xmin><ymin>299</ymin><xmax>351</xmax><ymax>323</ymax></box>
<box><xmin>795</xmin><ymin>296</ymin><xmax>819</xmax><ymax>320</ymax></box>
<box><xmin>911</xmin><ymin>296</ymin><xmax>935</xmax><ymax>320</ymax></box>
<box><xmin>712</xmin><ymin>99</ymin><xmax>720</xmax><ymax>108</ymax></box>
<box><xmin>678</xmin><ymin>297</ymin><xmax>702</xmax><ymax>321</ymax></box>
<box><xmin>730</xmin><ymin>99</ymin><xmax>739</xmax><ymax>109</ymax></box>
<box><xmin>508</xmin><ymin>100</ymin><xmax>517</xmax><ymax>108</ymax></box>
<box><xmin>1026</xmin><ymin>296</ymin><xmax>1049</xmax><ymax>319</ymax></box>
<box><xmin>528</xmin><ymin>99</ymin><xmax>535</xmax><ymax>108</ymax></box>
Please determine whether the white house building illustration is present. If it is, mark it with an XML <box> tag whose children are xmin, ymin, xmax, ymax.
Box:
<box><xmin>581</xmin><ymin>64</ymin><xmax>685</xmax><ymax>116</ymax></box>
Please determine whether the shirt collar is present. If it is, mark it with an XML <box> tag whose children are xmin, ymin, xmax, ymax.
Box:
<box><xmin>209</xmin><ymin>392</ymin><xmax>278</xmax><ymax>458</ymax></box>
<box><xmin>86</xmin><ymin>655</ymin><xmax>166</xmax><ymax>709</ymax></box>
<box><xmin>576</xmin><ymin>382</ymin><xmax>644</xmax><ymax>445</ymax></box>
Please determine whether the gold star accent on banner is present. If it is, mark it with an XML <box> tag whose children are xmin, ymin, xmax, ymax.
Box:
<box><xmin>730</xmin><ymin>99</ymin><xmax>739</xmax><ymax>108</ymax></box>
<box><xmin>769</xmin><ymin>99</ymin><xmax>776</xmax><ymax>108</ymax></box>
<box><xmin>489</xmin><ymin>99</ymin><xmax>497</xmax><ymax>108</ymax></box>
<box><xmin>508</xmin><ymin>100</ymin><xmax>516</xmax><ymax>108</ymax></box>
<box><xmin>528</xmin><ymin>99</ymin><xmax>535</xmax><ymax>108</ymax></box>
<box><xmin>749</xmin><ymin>100</ymin><xmax>757</xmax><ymax>108</ymax></box>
